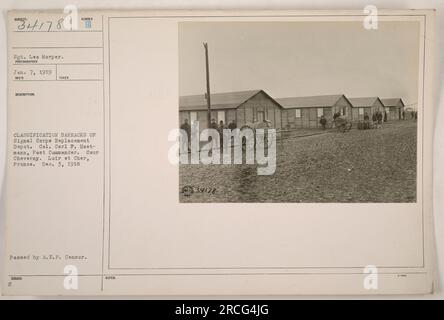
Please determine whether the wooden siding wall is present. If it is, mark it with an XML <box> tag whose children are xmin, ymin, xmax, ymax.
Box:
<box><xmin>384</xmin><ymin>102</ymin><xmax>404</xmax><ymax>121</ymax></box>
<box><xmin>350</xmin><ymin>100</ymin><xmax>385</xmax><ymax>121</ymax></box>
<box><xmin>388</xmin><ymin>107</ymin><xmax>399</xmax><ymax>120</ymax></box>
<box><xmin>351</xmin><ymin>107</ymin><xmax>371</xmax><ymax>121</ymax></box>
<box><xmin>179</xmin><ymin>110</ymin><xmax>231</xmax><ymax>131</ymax></box>
<box><xmin>226</xmin><ymin>110</ymin><xmax>236</xmax><ymax>124</ymax></box>
<box><xmin>283</xmin><ymin>107</ymin><xmax>331</xmax><ymax>129</ymax></box>
<box><xmin>210</xmin><ymin>111</ymin><xmax>218</xmax><ymax>122</ymax></box>
<box><xmin>236</xmin><ymin>91</ymin><xmax>283</xmax><ymax>129</ymax></box>
<box><xmin>372</xmin><ymin>100</ymin><xmax>385</xmax><ymax>115</ymax></box>
<box><xmin>179</xmin><ymin>92</ymin><xmax>283</xmax><ymax>132</ymax></box>
<box><xmin>332</xmin><ymin>96</ymin><xmax>352</xmax><ymax>120</ymax></box>
<box><xmin>196</xmin><ymin>110</ymin><xmax>208</xmax><ymax>129</ymax></box>
<box><xmin>179</xmin><ymin>111</ymin><xmax>190</xmax><ymax>125</ymax></box>
<box><xmin>324</xmin><ymin>108</ymin><xmax>333</xmax><ymax>122</ymax></box>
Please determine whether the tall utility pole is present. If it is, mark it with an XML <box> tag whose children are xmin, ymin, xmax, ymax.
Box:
<box><xmin>203</xmin><ymin>42</ymin><xmax>211</xmax><ymax>128</ymax></box>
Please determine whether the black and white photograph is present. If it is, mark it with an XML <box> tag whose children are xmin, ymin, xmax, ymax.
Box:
<box><xmin>2</xmin><ymin>7</ymin><xmax>438</xmax><ymax>298</ymax></box>
<box><xmin>179</xmin><ymin>21</ymin><xmax>420</xmax><ymax>203</ymax></box>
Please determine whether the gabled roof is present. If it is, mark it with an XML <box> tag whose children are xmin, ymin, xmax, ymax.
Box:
<box><xmin>179</xmin><ymin>89</ymin><xmax>268</xmax><ymax>111</ymax></box>
<box><xmin>348</xmin><ymin>97</ymin><xmax>383</xmax><ymax>108</ymax></box>
<box><xmin>381</xmin><ymin>98</ymin><xmax>405</xmax><ymax>107</ymax></box>
<box><xmin>276</xmin><ymin>94</ymin><xmax>347</xmax><ymax>109</ymax></box>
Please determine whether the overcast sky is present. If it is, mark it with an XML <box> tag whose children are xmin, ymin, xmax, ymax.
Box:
<box><xmin>179</xmin><ymin>21</ymin><xmax>420</xmax><ymax>107</ymax></box>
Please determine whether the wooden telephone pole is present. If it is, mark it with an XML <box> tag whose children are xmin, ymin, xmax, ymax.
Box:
<box><xmin>203</xmin><ymin>42</ymin><xmax>211</xmax><ymax>128</ymax></box>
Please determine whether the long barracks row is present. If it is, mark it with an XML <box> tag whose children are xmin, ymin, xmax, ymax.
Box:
<box><xmin>179</xmin><ymin>90</ymin><xmax>409</xmax><ymax>132</ymax></box>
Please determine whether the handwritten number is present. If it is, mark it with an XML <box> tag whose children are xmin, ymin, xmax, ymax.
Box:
<box><xmin>57</xmin><ymin>18</ymin><xmax>64</xmax><ymax>30</ymax></box>
<box><xmin>17</xmin><ymin>20</ymin><xmax>25</xmax><ymax>31</ymax></box>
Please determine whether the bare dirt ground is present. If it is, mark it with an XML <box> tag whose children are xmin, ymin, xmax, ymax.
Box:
<box><xmin>179</xmin><ymin>120</ymin><xmax>417</xmax><ymax>203</ymax></box>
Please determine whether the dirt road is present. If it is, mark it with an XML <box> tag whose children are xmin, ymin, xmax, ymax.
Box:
<box><xmin>179</xmin><ymin>120</ymin><xmax>417</xmax><ymax>203</ymax></box>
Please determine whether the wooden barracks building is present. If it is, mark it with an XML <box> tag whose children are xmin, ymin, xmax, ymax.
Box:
<box><xmin>276</xmin><ymin>94</ymin><xmax>352</xmax><ymax>129</ymax></box>
<box><xmin>381</xmin><ymin>98</ymin><xmax>405</xmax><ymax>121</ymax></box>
<box><xmin>179</xmin><ymin>90</ymin><xmax>283</xmax><ymax>132</ymax></box>
<box><xmin>179</xmin><ymin>90</ymin><xmax>406</xmax><ymax>131</ymax></box>
<box><xmin>348</xmin><ymin>97</ymin><xmax>385</xmax><ymax>121</ymax></box>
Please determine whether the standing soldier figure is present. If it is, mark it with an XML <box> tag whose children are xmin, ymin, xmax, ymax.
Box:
<box><xmin>218</xmin><ymin>120</ymin><xmax>225</xmax><ymax>149</ymax></box>
<box><xmin>319</xmin><ymin>115</ymin><xmax>327</xmax><ymax>130</ymax></box>
<box><xmin>364</xmin><ymin>112</ymin><xmax>369</xmax><ymax>121</ymax></box>
<box><xmin>363</xmin><ymin>112</ymin><xmax>369</xmax><ymax>129</ymax></box>
<box><xmin>227</xmin><ymin>120</ymin><xmax>237</xmax><ymax>147</ymax></box>
<box><xmin>210</xmin><ymin>118</ymin><xmax>218</xmax><ymax>130</ymax></box>
<box><xmin>180</xmin><ymin>119</ymin><xmax>191</xmax><ymax>152</ymax></box>
<box><xmin>332</xmin><ymin>111</ymin><xmax>341</xmax><ymax>128</ymax></box>
<box><xmin>372</xmin><ymin>113</ymin><xmax>377</xmax><ymax>128</ymax></box>
<box><xmin>377</xmin><ymin>112</ymin><xmax>383</xmax><ymax>128</ymax></box>
<box><xmin>209</xmin><ymin>118</ymin><xmax>219</xmax><ymax>148</ymax></box>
